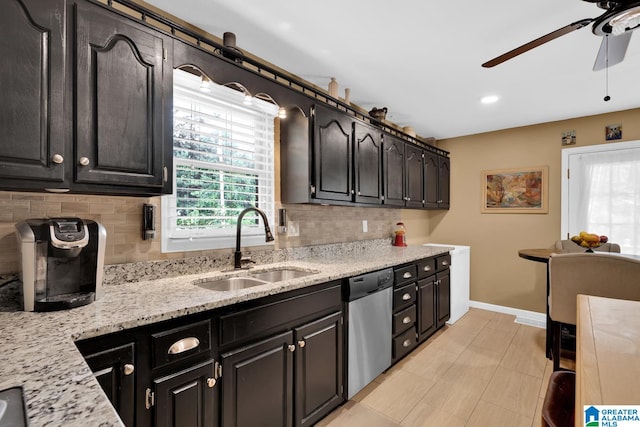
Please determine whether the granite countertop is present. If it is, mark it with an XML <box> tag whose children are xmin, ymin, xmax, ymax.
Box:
<box><xmin>0</xmin><ymin>244</ymin><xmax>450</xmax><ymax>426</ymax></box>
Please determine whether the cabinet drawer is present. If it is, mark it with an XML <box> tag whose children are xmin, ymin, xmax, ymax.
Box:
<box><xmin>393</xmin><ymin>327</ymin><xmax>417</xmax><ymax>360</ymax></box>
<box><xmin>151</xmin><ymin>319</ymin><xmax>212</xmax><ymax>369</ymax></box>
<box><xmin>393</xmin><ymin>305</ymin><xmax>416</xmax><ymax>335</ymax></box>
<box><xmin>436</xmin><ymin>254</ymin><xmax>451</xmax><ymax>271</ymax></box>
<box><xmin>393</xmin><ymin>283</ymin><xmax>416</xmax><ymax>310</ymax></box>
<box><xmin>394</xmin><ymin>265</ymin><xmax>417</xmax><ymax>286</ymax></box>
<box><xmin>417</xmin><ymin>258</ymin><xmax>437</xmax><ymax>279</ymax></box>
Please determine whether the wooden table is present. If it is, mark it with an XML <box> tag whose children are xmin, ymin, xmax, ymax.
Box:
<box><xmin>576</xmin><ymin>295</ymin><xmax>640</xmax><ymax>426</ymax></box>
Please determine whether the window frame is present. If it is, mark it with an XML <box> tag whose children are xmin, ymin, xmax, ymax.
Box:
<box><xmin>161</xmin><ymin>70</ymin><xmax>277</xmax><ymax>253</ymax></box>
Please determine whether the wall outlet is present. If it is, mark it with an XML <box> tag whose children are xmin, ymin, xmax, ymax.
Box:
<box><xmin>362</xmin><ymin>220</ymin><xmax>368</xmax><ymax>233</ymax></box>
<box><xmin>287</xmin><ymin>221</ymin><xmax>300</xmax><ymax>237</ymax></box>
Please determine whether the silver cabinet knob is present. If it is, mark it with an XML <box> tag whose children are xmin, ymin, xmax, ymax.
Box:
<box><xmin>52</xmin><ymin>154</ymin><xmax>64</xmax><ymax>164</ymax></box>
<box><xmin>423</xmin><ymin>266</ymin><xmax>431</xmax><ymax>272</ymax></box>
<box><xmin>442</xmin><ymin>260</ymin><xmax>449</xmax><ymax>266</ymax></box>
<box><xmin>402</xmin><ymin>293</ymin><xmax>411</xmax><ymax>301</ymax></box>
<box><xmin>298</xmin><ymin>340</ymin><xmax>306</xmax><ymax>348</ymax></box>
<box><xmin>288</xmin><ymin>344</ymin><xmax>296</xmax><ymax>352</ymax></box>
<box><xmin>207</xmin><ymin>378</ymin><xmax>216</xmax><ymax>388</ymax></box>
<box><xmin>79</xmin><ymin>157</ymin><xmax>90</xmax><ymax>166</ymax></box>
<box><xmin>402</xmin><ymin>339</ymin><xmax>412</xmax><ymax>348</ymax></box>
<box><xmin>402</xmin><ymin>316</ymin><xmax>412</xmax><ymax>324</ymax></box>
<box><xmin>403</xmin><ymin>272</ymin><xmax>413</xmax><ymax>279</ymax></box>
<box><xmin>123</xmin><ymin>364</ymin><xmax>135</xmax><ymax>376</ymax></box>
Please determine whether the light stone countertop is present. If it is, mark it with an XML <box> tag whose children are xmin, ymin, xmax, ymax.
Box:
<box><xmin>0</xmin><ymin>244</ymin><xmax>451</xmax><ymax>426</ymax></box>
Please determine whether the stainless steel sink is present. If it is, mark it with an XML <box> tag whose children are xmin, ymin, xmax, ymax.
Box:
<box><xmin>249</xmin><ymin>269</ymin><xmax>316</xmax><ymax>282</ymax></box>
<box><xmin>195</xmin><ymin>277</ymin><xmax>268</xmax><ymax>292</ymax></box>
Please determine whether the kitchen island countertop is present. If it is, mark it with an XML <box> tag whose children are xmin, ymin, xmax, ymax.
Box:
<box><xmin>0</xmin><ymin>244</ymin><xmax>450</xmax><ymax>426</ymax></box>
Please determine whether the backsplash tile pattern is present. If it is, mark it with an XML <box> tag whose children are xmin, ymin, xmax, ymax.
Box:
<box><xmin>0</xmin><ymin>191</ymin><xmax>402</xmax><ymax>274</ymax></box>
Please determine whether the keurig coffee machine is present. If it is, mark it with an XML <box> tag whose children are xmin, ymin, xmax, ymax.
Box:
<box><xmin>15</xmin><ymin>218</ymin><xmax>106</xmax><ymax>312</ymax></box>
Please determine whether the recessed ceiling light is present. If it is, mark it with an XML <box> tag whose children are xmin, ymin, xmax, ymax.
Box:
<box><xmin>481</xmin><ymin>95</ymin><xmax>499</xmax><ymax>104</ymax></box>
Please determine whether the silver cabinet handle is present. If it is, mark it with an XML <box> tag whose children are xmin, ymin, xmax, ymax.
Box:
<box><xmin>402</xmin><ymin>339</ymin><xmax>412</xmax><ymax>348</ymax></box>
<box><xmin>79</xmin><ymin>157</ymin><xmax>90</xmax><ymax>166</ymax></box>
<box><xmin>168</xmin><ymin>337</ymin><xmax>200</xmax><ymax>354</ymax></box>
<box><xmin>402</xmin><ymin>293</ymin><xmax>411</xmax><ymax>301</ymax></box>
<box><xmin>442</xmin><ymin>260</ymin><xmax>449</xmax><ymax>266</ymax></box>
<box><xmin>402</xmin><ymin>316</ymin><xmax>412</xmax><ymax>324</ymax></box>
<box><xmin>298</xmin><ymin>340</ymin><xmax>306</xmax><ymax>348</ymax></box>
<box><xmin>288</xmin><ymin>344</ymin><xmax>296</xmax><ymax>352</ymax></box>
<box><xmin>123</xmin><ymin>364</ymin><xmax>135</xmax><ymax>376</ymax></box>
<box><xmin>52</xmin><ymin>154</ymin><xmax>64</xmax><ymax>164</ymax></box>
<box><xmin>403</xmin><ymin>272</ymin><xmax>413</xmax><ymax>279</ymax></box>
<box><xmin>207</xmin><ymin>378</ymin><xmax>216</xmax><ymax>388</ymax></box>
<box><xmin>423</xmin><ymin>266</ymin><xmax>431</xmax><ymax>271</ymax></box>
<box><xmin>145</xmin><ymin>388</ymin><xmax>154</xmax><ymax>410</ymax></box>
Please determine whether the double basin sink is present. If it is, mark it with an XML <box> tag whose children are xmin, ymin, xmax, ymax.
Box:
<box><xmin>195</xmin><ymin>268</ymin><xmax>317</xmax><ymax>292</ymax></box>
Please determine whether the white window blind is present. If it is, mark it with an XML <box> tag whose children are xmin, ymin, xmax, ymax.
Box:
<box><xmin>162</xmin><ymin>69</ymin><xmax>277</xmax><ymax>252</ymax></box>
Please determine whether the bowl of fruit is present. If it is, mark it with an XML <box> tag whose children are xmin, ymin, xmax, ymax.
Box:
<box><xmin>570</xmin><ymin>232</ymin><xmax>608</xmax><ymax>252</ymax></box>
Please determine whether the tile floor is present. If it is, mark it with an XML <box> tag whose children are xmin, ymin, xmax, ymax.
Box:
<box><xmin>317</xmin><ymin>308</ymin><xmax>559</xmax><ymax>427</ymax></box>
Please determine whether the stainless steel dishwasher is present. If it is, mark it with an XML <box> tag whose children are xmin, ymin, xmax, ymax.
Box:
<box><xmin>345</xmin><ymin>268</ymin><xmax>393</xmax><ymax>399</ymax></box>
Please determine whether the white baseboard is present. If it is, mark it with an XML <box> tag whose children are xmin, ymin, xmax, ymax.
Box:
<box><xmin>469</xmin><ymin>300</ymin><xmax>546</xmax><ymax>329</ymax></box>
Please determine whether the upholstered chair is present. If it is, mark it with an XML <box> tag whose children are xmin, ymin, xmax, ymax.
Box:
<box><xmin>548</xmin><ymin>252</ymin><xmax>640</xmax><ymax>371</ymax></box>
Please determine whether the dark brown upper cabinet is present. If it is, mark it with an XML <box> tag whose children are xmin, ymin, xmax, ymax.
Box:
<box><xmin>0</xmin><ymin>0</ymin><xmax>66</xmax><ymax>187</ymax></box>
<box><xmin>312</xmin><ymin>104</ymin><xmax>353</xmax><ymax>203</ymax></box>
<box><xmin>424</xmin><ymin>151</ymin><xmax>450</xmax><ymax>209</ymax></box>
<box><xmin>405</xmin><ymin>143</ymin><xmax>424</xmax><ymax>208</ymax></box>
<box><xmin>382</xmin><ymin>134</ymin><xmax>405</xmax><ymax>207</ymax></box>
<box><xmin>0</xmin><ymin>0</ymin><xmax>172</xmax><ymax>195</ymax></box>
<box><xmin>74</xmin><ymin>1</ymin><xmax>172</xmax><ymax>193</ymax></box>
<box><xmin>353</xmin><ymin>121</ymin><xmax>383</xmax><ymax>205</ymax></box>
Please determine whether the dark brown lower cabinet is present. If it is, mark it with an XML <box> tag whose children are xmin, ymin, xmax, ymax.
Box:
<box><xmin>82</xmin><ymin>342</ymin><xmax>136</xmax><ymax>426</ymax></box>
<box><xmin>221</xmin><ymin>311</ymin><xmax>343</xmax><ymax>427</ymax></box>
<box><xmin>436</xmin><ymin>270</ymin><xmax>451</xmax><ymax>328</ymax></box>
<box><xmin>221</xmin><ymin>331</ymin><xmax>294</xmax><ymax>427</ymax></box>
<box><xmin>153</xmin><ymin>360</ymin><xmax>217</xmax><ymax>427</ymax></box>
<box><xmin>417</xmin><ymin>278</ymin><xmax>436</xmax><ymax>341</ymax></box>
<box><xmin>294</xmin><ymin>312</ymin><xmax>343</xmax><ymax>427</ymax></box>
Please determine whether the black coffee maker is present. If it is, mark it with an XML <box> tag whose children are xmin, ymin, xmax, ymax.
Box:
<box><xmin>15</xmin><ymin>217</ymin><xmax>106</xmax><ymax>312</ymax></box>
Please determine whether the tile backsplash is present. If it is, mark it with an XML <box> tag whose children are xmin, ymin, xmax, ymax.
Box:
<box><xmin>0</xmin><ymin>191</ymin><xmax>402</xmax><ymax>274</ymax></box>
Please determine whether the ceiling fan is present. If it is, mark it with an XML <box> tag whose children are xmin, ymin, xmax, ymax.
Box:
<box><xmin>482</xmin><ymin>1</ymin><xmax>640</xmax><ymax>70</ymax></box>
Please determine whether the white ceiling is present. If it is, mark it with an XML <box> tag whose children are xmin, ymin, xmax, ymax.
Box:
<box><xmin>145</xmin><ymin>0</ymin><xmax>640</xmax><ymax>139</ymax></box>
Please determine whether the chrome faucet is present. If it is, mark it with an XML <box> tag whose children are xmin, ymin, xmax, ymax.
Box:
<box><xmin>234</xmin><ymin>207</ymin><xmax>274</xmax><ymax>269</ymax></box>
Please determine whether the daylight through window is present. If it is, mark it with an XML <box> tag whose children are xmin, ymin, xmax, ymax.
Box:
<box><xmin>162</xmin><ymin>69</ymin><xmax>277</xmax><ymax>252</ymax></box>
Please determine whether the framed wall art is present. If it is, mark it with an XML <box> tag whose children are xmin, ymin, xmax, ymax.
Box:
<box><xmin>481</xmin><ymin>166</ymin><xmax>549</xmax><ymax>214</ymax></box>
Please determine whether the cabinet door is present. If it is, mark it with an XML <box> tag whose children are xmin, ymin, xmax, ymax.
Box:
<box><xmin>438</xmin><ymin>156</ymin><xmax>451</xmax><ymax>209</ymax></box>
<box><xmin>312</xmin><ymin>104</ymin><xmax>353</xmax><ymax>202</ymax></box>
<box><xmin>74</xmin><ymin>1</ymin><xmax>170</xmax><ymax>190</ymax></box>
<box><xmin>417</xmin><ymin>278</ymin><xmax>437</xmax><ymax>341</ymax></box>
<box><xmin>153</xmin><ymin>360</ymin><xmax>216</xmax><ymax>427</ymax></box>
<box><xmin>423</xmin><ymin>152</ymin><xmax>439</xmax><ymax>209</ymax></box>
<box><xmin>294</xmin><ymin>312</ymin><xmax>344</xmax><ymax>427</ymax></box>
<box><xmin>83</xmin><ymin>343</ymin><xmax>136</xmax><ymax>426</ymax></box>
<box><xmin>0</xmin><ymin>0</ymin><xmax>66</xmax><ymax>185</ymax></box>
<box><xmin>405</xmin><ymin>144</ymin><xmax>423</xmax><ymax>208</ymax></box>
<box><xmin>382</xmin><ymin>135</ymin><xmax>405</xmax><ymax>207</ymax></box>
<box><xmin>436</xmin><ymin>271</ymin><xmax>451</xmax><ymax>328</ymax></box>
<box><xmin>221</xmin><ymin>331</ymin><xmax>294</xmax><ymax>427</ymax></box>
<box><xmin>354</xmin><ymin>122</ymin><xmax>382</xmax><ymax>204</ymax></box>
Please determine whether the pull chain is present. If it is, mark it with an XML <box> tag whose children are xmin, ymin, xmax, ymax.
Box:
<box><xmin>604</xmin><ymin>35</ymin><xmax>611</xmax><ymax>102</ymax></box>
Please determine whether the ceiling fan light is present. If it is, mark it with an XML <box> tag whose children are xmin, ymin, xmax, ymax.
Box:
<box><xmin>608</xmin><ymin>6</ymin><xmax>640</xmax><ymax>35</ymax></box>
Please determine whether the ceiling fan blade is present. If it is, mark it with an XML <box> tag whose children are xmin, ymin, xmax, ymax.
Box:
<box><xmin>593</xmin><ymin>32</ymin><xmax>632</xmax><ymax>71</ymax></box>
<box><xmin>482</xmin><ymin>19</ymin><xmax>593</xmax><ymax>68</ymax></box>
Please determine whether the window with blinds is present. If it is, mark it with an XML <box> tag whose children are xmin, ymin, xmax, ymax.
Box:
<box><xmin>162</xmin><ymin>69</ymin><xmax>277</xmax><ymax>252</ymax></box>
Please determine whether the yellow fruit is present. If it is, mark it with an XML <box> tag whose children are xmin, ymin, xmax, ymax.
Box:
<box><xmin>584</xmin><ymin>234</ymin><xmax>600</xmax><ymax>243</ymax></box>
<box><xmin>571</xmin><ymin>235</ymin><xmax>581</xmax><ymax>243</ymax></box>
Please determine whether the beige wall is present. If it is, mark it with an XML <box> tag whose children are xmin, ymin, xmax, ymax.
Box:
<box><xmin>429</xmin><ymin>108</ymin><xmax>640</xmax><ymax>313</ymax></box>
